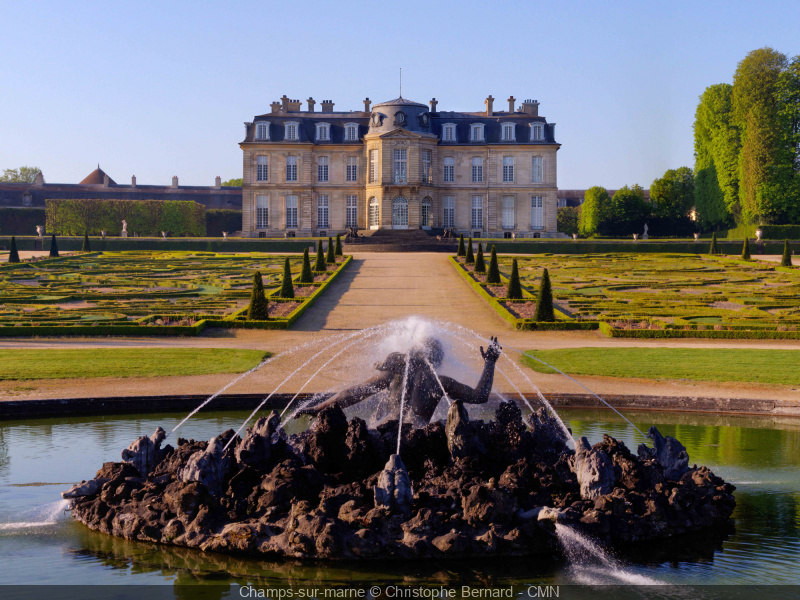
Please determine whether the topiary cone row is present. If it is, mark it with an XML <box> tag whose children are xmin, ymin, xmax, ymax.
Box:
<box><xmin>247</xmin><ymin>271</ymin><xmax>269</xmax><ymax>320</ymax></box>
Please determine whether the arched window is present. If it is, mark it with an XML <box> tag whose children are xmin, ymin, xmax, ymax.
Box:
<box><xmin>442</xmin><ymin>123</ymin><xmax>456</xmax><ymax>142</ymax></box>
<box><xmin>316</xmin><ymin>122</ymin><xmax>330</xmax><ymax>141</ymax></box>
<box><xmin>392</xmin><ymin>197</ymin><xmax>408</xmax><ymax>229</ymax></box>
<box><xmin>345</xmin><ymin>123</ymin><xmax>359</xmax><ymax>142</ymax></box>
<box><xmin>421</xmin><ymin>197</ymin><xmax>432</xmax><ymax>229</ymax></box>
<box><xmin>255</xmin><ymin>121</ymin><xmax>269</xmax><ymax>140</ymax></box>
<box><xmin>369</xmin><ymin>197</ymin><xmax>380</xmax><ymax>229</ymax></box>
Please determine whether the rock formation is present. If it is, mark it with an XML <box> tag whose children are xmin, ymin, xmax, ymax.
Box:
<box><xmin>121</xmin><ymin>427</ymin><xmax>166</xmax><ymax>476</ymax></box>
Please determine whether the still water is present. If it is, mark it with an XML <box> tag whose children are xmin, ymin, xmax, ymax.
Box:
<box><xmin>0</xmin><ymin>408</ymin><xmax>798</xmax><ymax>589</ymax></box>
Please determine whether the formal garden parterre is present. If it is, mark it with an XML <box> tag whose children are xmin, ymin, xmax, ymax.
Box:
<box><xmin>453</xmin><ymin>250</ymin><xmax>800</xmax><ymax>338</ymax></box>
<box><xmin>0</xmin><ymin>250</ymin><xmax>350</xmax><ymax>335</ymax></box>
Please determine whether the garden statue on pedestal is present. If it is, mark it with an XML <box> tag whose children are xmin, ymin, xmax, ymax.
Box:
<box><xmin>121</xmin><ymin>220</ymin><xmax>128</xmax><ymax>238</ymax></box>
<box><xmin>642</xmin><ymin>223</ymin><xmax>649</xmax><ymax>240</ymax></box>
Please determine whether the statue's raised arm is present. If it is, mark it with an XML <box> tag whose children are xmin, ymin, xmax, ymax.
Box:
<box><xmin>440</xmin><ymin>336</ymin><xmax>501</xmax><ymax>404</ymax></box>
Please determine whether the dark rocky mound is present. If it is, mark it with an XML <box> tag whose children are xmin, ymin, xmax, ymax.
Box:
<box><xmin>63</xmin><ymin>402</ymin><xmax>735</xmax><ymax>560</ymax></box>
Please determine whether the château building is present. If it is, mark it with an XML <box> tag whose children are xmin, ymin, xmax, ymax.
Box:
<box><xmin>240</xmin><ymin>94</ymin><xmax>559</xmax><ymax>237</ymax></box>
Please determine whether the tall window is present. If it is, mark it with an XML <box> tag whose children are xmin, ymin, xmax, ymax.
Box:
<box><xmin>421</xmin><ymin>150</ymin><xmax>432</xmax><ymax>184</ymax></box>
<box><xmin>443</xmin><ymin>157</ymin><xmax>455</xmax><ymax>183</ymax></box>
<box><xmin>317</xmin><ymin>195</ymin><xmax>329</xmax><ymax>228</ymax></box>
<box><xmin>502</xmin><ymin>156</ymin><xmax>514</xmax><ymax>182</ymax></box>
<box><xmin>345</xmin><ymin>123</ymin><xmax>358</xmax><ymax>141</ymax></box>
<box><xmin>502</xmin><ymin>123</ymin><xmax>515</xmax><ymax>141</ymax></box>
<box><xmin>532</xmin><ymin>156</ymin><xmax>543</xmax><ymax>183</ymax></box>
<box><xmin>471</xmin><ymin>196</ymin><xmax>483</xmax><ymax>230</ymax></box>
<box><xmin>471</xmin><ymin>157</ymin><xmax>483</xmax><ymax>183</ymax></box>
<box><xmin>285</xmin><ymin>122</ymin><xmax>298</xmax><ymax>140</ymax></box>
<box><xmin>421</xmin><ymin>197</ymin><xmax>432</xmax><ymax>227</ymax></box>
<box><xmin>369</xmin><ymin>149</ymin><xmax>378</xmax><ymax>182</ymax></box>
<box><xmin>346</xmin><ymin>195</ymin><xmax>358</xmax><ymax>228</ymax></box>
<box><xmin>256</xmin><ymin>195</ymin><xmax>269</xmax><ymax>229</ymax></box>
<box><xmin>470</xmin><ymin>124</ymin><xmax>484</xmax><ymax>142</ymax></box>
<box><xmin>393</xmin><ymin>148</ymin><xmax>407</xmax><ymax>183</ymax></box>
<box><xmin>256</xmin><ymin>155</ymin><xmax>268</xmax><ymax>181</ymax></box>
<box><xmin>318</xmin><ymin>156</ymin><xmax>329</xmax><ymax>182</ymax></box>
<box><xmin>442</xmin><ymin>124</ymin><xmax>456</xmax><ymax>142</ymax></box>
<box><xmin>255</xmin><ymin>122</ymin><xmax>269</xmax><ymax>140</ymax></box>
<box><xmin>316</xmin><ymin>123</ymin><xmax>329</xmax><ymax>141</ymax></box>
<box><xmin>286</xmin><ymin>195</ymin><xmax>298</xmax><ymax>229</ymax></box>
<box><xmin>346</xmin><ymin>156</ymin><xmax>358</xmax><ymax>182</ymax></box>
<box><xmin>502</xmin><ymin>196</ymin><xmax>515</xmax><ymax>229</ymax></box>
<box><xmin>443</xmin><ymin>196</ymin><xmax>455</xmax><ymax>228</ymax></box>
<box><xmin>286</xmin><ymin>156</ymin><xmax>298</xmax><ymax>182</ymax></box>
<box><xmin>531</xmin><ymin>196</ymin><xmax>544</xmax><ymax>229</ymax></box>
<box><xmin>369</xmin><ymin>197</ymin><xmax>379</xmax><ymax>228</ymax></box>
<box><xmin>531</xmin><ymin>123</ymin><xmax>544</xmax><ymax>141</ymax></box>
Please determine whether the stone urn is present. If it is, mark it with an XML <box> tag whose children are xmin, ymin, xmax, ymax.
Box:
<box><xmin>222</xmin><ymin>232</ymin><xmax>228</xmax><ymax>240</ymax></box>
<box><xmin>35</xmin><ymin>225</ymin><xmax>44</xmax><ymax>237</ymax></box>
<box><xmin>694</xmin><ymin>232</ymin><xmax>700</xmax><ymax>242</ymax></box>
<box><xmin>572</xmin><ymin>233</ymin><xmax>578</xmax><ymax>241</ymax></box>
<box><xmin>633</xmin><ymin>233</ymin><xmax>639</xmax><ymax>241</ymax></box>
<box><xmin>161</xmin><ymin>231</ymin><xmax>167</xmax><ymax>239</ymax></box>
<box><xmin>756</xmin><ymin>228</ymin><xmax>763</xmax><ymax>241</ymax></box>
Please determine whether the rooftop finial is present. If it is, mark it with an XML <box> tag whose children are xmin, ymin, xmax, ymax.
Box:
<box><xmin>399</xmin><ymin>67</ymin><xmax>402</xmax><ymax>99</ymax></box>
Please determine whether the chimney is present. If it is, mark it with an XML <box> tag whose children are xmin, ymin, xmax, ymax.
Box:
<box><xmin>131</xmin><ymin>175</ymin><xmax>137</xmax><ymax>187</ymax></box>
<box><xmin>270</xmin><ymin>102</ymin><xmax>281</xmax><ymax>114</ymax></box>
<box><xmin>244</xmin><ymin>121</ymin><xmax>252</xmax><ymax>136</ymax></box>
<box><xmin>214</xmin><ymin>176</ymin><xmax>221</xmax><ymax>189</ymax></box>
<box><xmin>103</xmin><ymin>174</ymin><xmax>110</xmax><ymax>187</ymax></box>
<box><xmin>522</xmin><ymin>99</ymin><xmax>540</xmax><ymax>116</ymax></box>
<box><xmin>287</xmin><ymin>98</ymin><xmax>302</xmax><ymax>111</ymax></box>
<box><xmin>281</xmin><ymin>95</ymin><xmax>289</xmax><ymax>111</ymax></box>
<box><xmin>508</xmin><ymin>96</ymin><xmax>516</xmax><ymax>113</ymax></box>
<box><xmin>34</xmin><ymin>171</ymin><xmax>45</xmax><ymax>185</ymax></box>
<box><xmin>430</xmin><ymin>98</ymin><xmax>438</xmax><ymax>113</ymax></box>
<box><xmin>172</xmin><ymin>176</ymin><xmax>179</xmax><ymax>188</ymax></box>
<box><xmin>321</xmin><ymin>99</ymin><xmax>334</xmax><ymax>113</ymax></box>
<box><xmin>363</xmin><ymin>97</ymin><xmax>371</xmax><ymax>111</ymax></box>
<box><xmin>485</xmin><ymin>95</ymin><xmax>495</xmax><ymax>116</ymax></box>
<box><xmin>307</xmin><ymin>97</ymin><xmax>316</xmax><ymax>112</ymax></box>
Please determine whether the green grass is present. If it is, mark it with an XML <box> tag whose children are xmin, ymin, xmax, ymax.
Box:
<box><xmin>522</xmin><ymin>347</ymin><xmax>800</xmax><ymax>386</ymax></box>
<box><xmin>0</xmin><ymin>348</ymin><xmax>270</xmax><ymax>380</ymax></box>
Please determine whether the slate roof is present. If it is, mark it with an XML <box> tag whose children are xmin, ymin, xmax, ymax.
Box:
<box><xmin>372</xmin><ymin>97</ymin><xmax>427</xmax><ymax>108</ymax></box>
<box><xmin>80</xmin><ymin>166</ymin><xmax>116</xmax><ymax>186</ymax></box>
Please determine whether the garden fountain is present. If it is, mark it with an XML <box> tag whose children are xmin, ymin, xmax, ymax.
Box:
<box><xmin>62</xmin><ymin>317</ymin><xmax>736</xmax><ymax>561</ymax></box>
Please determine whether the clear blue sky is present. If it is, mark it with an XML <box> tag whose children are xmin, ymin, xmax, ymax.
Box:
<box><xmin>1</xmin><ymin>1</ymin><xmax>798</xmax><ymax>189</ymax></box>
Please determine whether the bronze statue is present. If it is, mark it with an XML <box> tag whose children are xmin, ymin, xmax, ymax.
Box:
<box><xmin>298</xmin><ymin>337</ymin><xmax>502</xmax><ymax>426</ymax></box>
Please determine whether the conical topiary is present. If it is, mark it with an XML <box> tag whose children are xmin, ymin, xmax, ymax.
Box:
<box><xmin>335</xmin><ymin>233</ymin><xmax>343</xmax><ymax>256</ymax></box>
<box><xmin>534</xmin><ymin>268</ymin><xmax>555</xmax><ymax>322</ymax></box>
<box><xmin>8</xmin><ymin>236</ymin><xmax>20</xmax><ymax>263</ymax></box>
<box><xmin>741</xmin><ymin>237</ymin><xmax>750</xmax><ymax>260</ymax></box>
<box><xmin>314</xmin><ymin>240</ymin><xmax>326</xmax><ymax>271</ymax></box>
<box><xmin>326</xmin><ymin>236</ymin><xmax>335</xmax><ymax>264</ymax></box>
<box><xmin>465</xmin><ymin>237</ymin><xmax>475</xmax><ymax>264</ymax></box>
<box><xmin>279</xmin><ymin>257</ymin><xmax>294</xmax><ymax>298</ymax></box>
<box><xmin>708</xmin><ymin>232</ymin><xmax>718</xmax><ymax>255</ymax></box>
<box><xmin>247</xmin><ymin>271</ymin><xmax>269</xmax><ymax>320</ymax></box>
<box><xmin>300</xmin><ymin>248</ymin><xmax>314</xmax><ymax>282</ymax></box>
<box><xmin>474</xmin><ymin>242</ymin><xmax>485</xmax><ymax>273</ymax></box>
<box><xmin>781</xmin><ymin>239</ymin><xmax>793</xmax><ymax>267</ymax></box>
<box><xmin>486</xmin><ymin>245</ymin><xmax>501</xmax><ymax>284</ymax></box>
<box><xmin>457</xmin><ymin>234</ymin><xmax>465</xmax><ymax>257</ymax></box>
<box><xmin>82</xmin><ymin>233</ymin><xmax>91</xmax><ymax>252</ymax></box>
<box><xmin>506</xmin><ymin>258</ymin><xmax>522</xmax><ymax>299</ymax></box>
<box><xmin>49</xmin><ymin>234</ymin><xmax>59</xmax><ymax>258</ymax></box>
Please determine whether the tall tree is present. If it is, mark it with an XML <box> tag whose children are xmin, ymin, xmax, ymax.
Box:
<box><xmin>598</xmin><ymin>185</ymin><xmax>649</xmax><ymax>236</ymax></box>
<box><xmin>221</xmin><ymin>178</ymin><xmax>243</xmax><ymax>187</ymax></box>
<box><xmin>557</xmin><ymin>206</ymin><xmax>579</xmax><ymax>235</ymax></box>
<box><xmin>578</xmin><ymin>186</ymin><xmax>609</xmax><ymax>237</ymax></box>
<box><xmin>650</xmin><ymin>167</ymin><xmax>695</xmax><ymax>220</ymax></box>
<box><xmin>0</xmin><ymin>166</ymin><xmax>41</xmax><ymax>183</ymax></box>
<box><xmin>770</xmin><ymin>56</ymin><xmax>800</xmax><ymax>223</ymax></box>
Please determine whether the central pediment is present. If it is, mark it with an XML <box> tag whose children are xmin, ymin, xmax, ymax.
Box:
<box><xmin>379</xmin><ymin>128</ymin><xmax>426</xmax><ymax>139</ymax></box>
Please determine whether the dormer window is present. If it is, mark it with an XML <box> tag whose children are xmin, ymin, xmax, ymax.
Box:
<box><xmin>442</xmin><ymin>123</ymin><xmax>456</xmax><ymax>142</ymax></box>
<box><xmin>285</xmin><ymin>122</ymin><xmax>299</xmax><ymax>141</ymax></box>
<box><xmin>255</xmin><ymin>121</ymin><xmax>269</xmax><ymax>140</ymax></box>
<box><xmin>345</xmin><ymin>123</ymin><xmax>359</xmax><ymax>142</ymax></box>
<box><xmin>470</xmin><ymin>124</ymin><xmax>485</xmax><ymax>142</ymax></box>
<box><xmin>530</xmin><ymin>123</ymin><xmax>544</xmax><ymax>141</ymax></box>
<box><xmin>316</xmin><ymin>123</ymin><xmax>330</xmax><ymax>142</ymax></box>
<box><xmin>502</xmin><ymin>123</ymin><xmax>516</xmax><ymax>142</ymax></box>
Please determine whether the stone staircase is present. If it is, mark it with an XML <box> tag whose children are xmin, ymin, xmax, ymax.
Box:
<box><xmin>343</xmin><ymin>228</ymin><xmax>458</xmax><ymax>252</ymax></box>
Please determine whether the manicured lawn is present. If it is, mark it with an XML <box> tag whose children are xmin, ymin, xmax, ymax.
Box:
<box><xmin>0</xmin><ymin>348</ymin><xmax>270</xmax><ymax>380</ymax></box>
<box><xmin>523</xmin><ymin>347</ymin><xmax>800</xmax><ymax>386</ymax></box>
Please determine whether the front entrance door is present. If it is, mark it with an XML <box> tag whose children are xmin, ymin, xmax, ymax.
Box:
<box><xmin>421</xmin><ymin>197</ymin><xmax>432</xmax><ymax>229</ymax></box>
<box><xmin>392</xmin><ymin>197</ymin><xmax>408</xmax><ymax>229</ymax></box>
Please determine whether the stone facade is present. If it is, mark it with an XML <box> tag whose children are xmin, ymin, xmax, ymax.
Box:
<box><xmin>240</xmin><ymin>95</ymin><xmax>560</xmax><ymax>237</ymax></box>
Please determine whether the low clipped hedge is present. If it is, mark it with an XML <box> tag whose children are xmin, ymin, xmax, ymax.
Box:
<box><xmin>0</xmin><ymin>236</ymin><xmax>318</xmax><ymax>253</ymax></box>
<box><xmin>598</xmin><ymin>321</ymin><xmax>800</xmax><ymax>340</ymax></box>
<box><xmin>723</xmin><ymin>224</ymin><xmax>800</xmax><ymax>240</ymax></box>
<box><xmin>485</xmin><ymin>240</ymin><xmax>788</xmax><ymax>254</ymax></box>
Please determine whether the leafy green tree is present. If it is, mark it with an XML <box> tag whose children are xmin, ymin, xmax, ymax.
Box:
<box><xmin>578</xmin><ymin>187</ymin><xmax>609</xmax><ymax>237</ymax></box>
<box><xmin>534</xmin><ymin>268</ymin><xmax>555</xmax><ymax>322</ymax></box>
<box><xmin>457</xmin><ymin>234</ymin><xmax>465</xmax><ymax>257</ymax></box>
<box><xmin>279</xmin><ymin>257</ymin><xmax>294</xmax><ymax>298</ymax></box>
<box><xmin>299</xmin><ymin>248</ymin><xmax>314</xmax><ymax>282</ymax></box>
<box><xmin>557</xmin><ymin>206</ymin><xmax>579</xmax><ymax>235</ymax></box>
<box><xmin>650</xmin><ymin>167</ymin><xmax>695</xmax><ymax>219</ymax></box>
<box><xmin>82</xmin><ymin>233</ymin><xmax>90</xmax><ymax>252</ymax></box>
<box><xmin>222</xmin><ymin>178</ymin><xmax>243</xmax><ymax>187</ymax></box>
<box><xmin>781</xmin><ymin>239</ymin><xmax>793</xmax><ymax>266</ymax></box>
<box><xmin>769</xmin><ymin>56</ymin><xmax>800</xmax><ymax>224</ymax></box>
<box><xmin>506</xmin><ymin>259</ymin><xmax>522</xmax><ymax>299</ymax></box>
<box><xmin>49</xmin><ymin>234</ymin><xmax>59</xmax><ymax>258</ymax></box>
<box><xmin>247</xmin><ymin>272</ymin><xmax>269</xmax><ymax>319</ymax></box>
<box><xmin>314</xmin><ymin>240</ymin><xmax>326</xmax><ymax>271</ymax></box>
<box><xmin>326</xmin><ymin>236</ymin><xmax>335</xmax><ymax>264</ymax></box>
<box><xmin>8</xmin><ymin>236</ymin><xmax>20</xmax><ymax>263</ymax></box>
<box><xmin>741</xmin><ymin>237</ymin><xmax>751</xmax><ymax>260</ymax></box>
<box><xmin>486</xmin><ymin>245</ymin><xmax>501</xmax><ymax>284</ymax></box>
<box><xmin>474</xmin><ymin>242</ymin><xmax>485</xmax><ymax>273</ymax></box>
<box><xmin>598</xmin><ymin>185</ymin><xmax>649</xmax><ymax>236</ymax></box>
<box><xmin>465</xmin><ymin>237</ymin><xmax>474</xmax><ymax>263</ymax></box>
<box><xmin>1</xmin><ymin>166</ymin><xmax>41</xmax><ymax>183</ymax></box>
<box><xmin>334</xmin><ymin>234</ymin><xmax>343</xmax><ymax>256</ymax></box>
<box><xmin>708</xmin><ymin>232</ymin><xmax>718</xmax><ymax>255</ymax></box>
